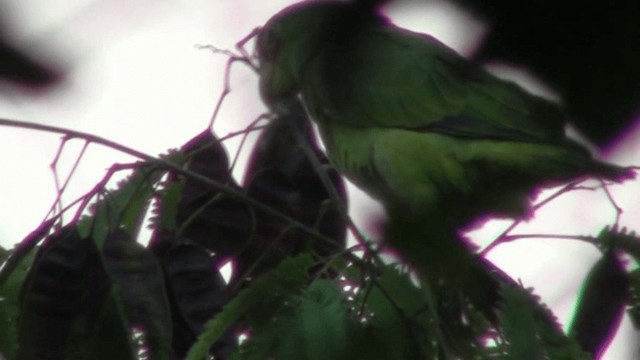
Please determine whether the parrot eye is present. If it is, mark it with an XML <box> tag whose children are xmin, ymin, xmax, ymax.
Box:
<box><xmin>257</xmin><ymin>24</ymin><xmax>281</xmax><ymax>61</ymax></box>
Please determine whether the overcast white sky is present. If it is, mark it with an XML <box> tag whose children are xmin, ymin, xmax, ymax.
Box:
<box><xmin>0</xmin><ymin>0</ymin><xmax>638</xmax><ymax>358</ymax></box>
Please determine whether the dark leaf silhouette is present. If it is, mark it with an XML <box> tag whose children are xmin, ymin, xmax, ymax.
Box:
<box><xmin>241</xmin><ymin>100</ymin><xmax>347</xmax><ymax>283</ymax></box>
<box><xmin>149</xmin><ymin>130</ymin><xmax>255</xmax><ymax>269</ymax></box>
<box><xmin>16</xmin><ymin>226</ymin><xmax>109</xmax><ymax>360</ymax></box>
<box><xmin>160</xmin><ymin>241</ymin><xmax>236</xmax><ymax>359</ymax></box>
<box><xmin>568</xmin><ymin>251</ymin><xmax>629</xmax><ymax>358</ymax></box>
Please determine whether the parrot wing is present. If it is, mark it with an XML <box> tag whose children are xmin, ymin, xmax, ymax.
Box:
<box><xmin>303</xmin><ymin>24</ymin><xmax>575</xmax><ymax>147</ymax></box>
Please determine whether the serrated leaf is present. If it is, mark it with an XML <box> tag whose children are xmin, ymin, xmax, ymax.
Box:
<box><xmin>77</xmin><ymin>164</ymin><xmax>163</xmax><ymax>246</ymax></box>
<box><xmin>595</xmin><ymin>226</ymin><xmax>640</xmax><ymax>262</ymax></box>
<box><xmin>299</xmin><ymin>280</ymin><xmax>348</xmax><ymax>360</ymax></box>
<box><xmin>153</xmin><ymin>179</ymin><xmax>185</xmax><ymax>232</ymax></box>
<box><xmin>236</xmin><ymin>280</ymin><xmax>348</xmax><ymax>360</ymax></box>
<box><xmin>626</xmin><ymin>268</ymin><xmax>640</xmax><ymax>329</ymax></box>
<box><xmin>186</xmin><ymin>253</ymin><xmax>313</xmax><ymax>360</ymax></box>
<box><xmin>497</xmin><ymin>285</ymin><xmax>592</xmax><ymax>360</ymax></box>
<box><xmin>365</xmin><ymin>265</ymin><xmax>426</xmax><ymax>325</ymax></box>
<box><xmin>498</xmin><ymin>285</ymin><xmax>546</xmax><ymax>360</ymax></box>
<box><xmin>238</xmin><ymin>311</ymin><xmax>297</xmax><ymax>360</ymax></box>
<box><xmin>361</xmin><ymin>265</ymin><xmax>436</xmax><ymax>359</ymax></box>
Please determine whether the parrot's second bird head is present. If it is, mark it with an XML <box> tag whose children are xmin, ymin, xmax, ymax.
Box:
<box><xmin>256</xmin><ymin>1</ymin><xmax>363</xmax><ymax>112</ymax></box>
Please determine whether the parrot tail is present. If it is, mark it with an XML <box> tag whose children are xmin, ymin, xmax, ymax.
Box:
<box><xmin>384</xmin><ymin>211</ymin><xmax>512</xmax><ymax>325</ymax></box>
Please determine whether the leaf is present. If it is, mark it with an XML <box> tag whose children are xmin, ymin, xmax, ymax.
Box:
<box><xmin>626</xmin><ymin>268</ymin><xmax>640</xmax><ymax>329</ymax></box>
<box><xmin>77</xmin><ymin>163</ymin><xmax>163</xmax><ymax>246</ymax></box>
<box><xmin>361</xmin><ymin>265</ymin><xmax>437</xmax><ymax>359</ymax></box>
<box><xmin>149</xmin><ymin>130</ymin><xmax>254</xmax><ymax>271</ymax></box>
<box><xmin>236</xmin><ymin>279</ymin><xmax>347</xmax><ymax>360</ymax></box>
<box><xmin>64</xmin><ymin>289</ymin><xmax>136</xmax><ymax>360</ymax></box>
<box><xmin>238</xmin><ymin>311</ymin><xmax>297</xmax><ymax>360</ymax></box>
<box><xmin>152</xmin><ymin>178</ymin><xmax>185</xmax><ymax>233</ymax></box>
<box><xmin>298</xmin><ymin>280</ymin><xmax>348</xmax><ymax>360</ymax></box>
<box><xmin>101</xmin><ymin>229</ymin><xmax>173</xmax><ymax>360</ymax></box>
<box><xmin>186</xmin><ymin>253</ymin><xmax>313</xmax><ymax>360</ymax></box>
<box><xmin>594</xmin><ymin>226</ymin><xmax>640</xmax><ymax>261</ymax></box>
<box><xmin>241</xmin><ymin>99</ymin><xmax>347</xmax><ymax>280</ymax></box>
<box><xmin>16</xmin><ymin>227</ymin><xmax>101</xmax><ymax>360</ymax></box>
<box><xmin>497</xmin><ymin>285</ymin><xmax>592</xmax><ymax>360</ymax></box>
<box><xmin>568</xmin><ymin>251</ymin><xmax>628</xmax><ymax>358</ymax></box>
<box><xmin>0</xmin><ymin>246</ymin><xmax>36</xmax><ymax>359</ymax></box>
<box><xmin>498</xmin><ymin>284</ymin><xmax>546</xmax><ymax>360</ymax></box>
<box><xmin>161</xmin><ymin>241</ymin><xmax>235</xmax><ymax>358</ymax></box>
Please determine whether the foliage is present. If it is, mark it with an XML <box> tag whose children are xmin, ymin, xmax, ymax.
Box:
<box><xmin>1</xmin><ymin>7</ymin><xmax>639</xmax><ymax>359</ymax></box>
<box><xmin>2</xmin><ymin>140</ymin><xmax>636</xmax><ymax>359</ymax></box>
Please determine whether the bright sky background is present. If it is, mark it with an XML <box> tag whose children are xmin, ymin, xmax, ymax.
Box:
<box><xmin>0</xmin><ymin>0</ymin><xmax>638</xmax><ymax>358</ymax></box>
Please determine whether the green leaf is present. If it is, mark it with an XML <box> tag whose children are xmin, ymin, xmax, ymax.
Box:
<box><xmin>100</xmin><ymin>229</ymin><xmax>173</xmax><ymax>360</ymax></box>
<box><xmin>237</xmin><ymin>279</ymin><xmax>348</xmax><ymax>360</ymax></box>
<box><xmin>76</xmin><ymin>164</ymin><xmax>164</xmax><ymax>246</ymax></box>
<box><xmin>299</xmin><ymin>280</ymin><xmax>348</xmax><ymax>360</ymax></box>
<box><xmin>152</xmin><ymin>179</ymin><xmax>185</xmax><ymax>232</ymax></box>
<box><xmin>626</xmin><ymin>268</ymin><xmax>640</xmax><ymax>329</ymax></box>
<box><xmin>365</xmin><ymin>265</ymin><xmax>427</xmax><ymax>326</ymax></box>
<box><xmin>361</xmin><ymin>265</ymin><xmax>437</xmax><ymax>359</ymax></box>
<box><xmin>498</xmin><ymin>285</ymin><xmax>546</xmax><ymax>360</ymax></box>
<box><xmin>0</xmin><ymin>246</ymin><xmax>36</xmax><ymax>359</ymax></box>
<box><xmin>239</xmin><ymin>311</ymin><xmax>297</xmax><ymax>360</ymax></box>
<box><xmin>186</xmin><ymin>253</ymin><xmax>313</xmax><ymax>360</ymax></box>
<box><xmin>594</xmin><ymin>226</ymin><xmax>640</xmax><ymax>261</ymax></box>
<box><xmin>497</xmin><ymin>285</ymin><xmax>592</xmax><ymax>360</ymax></box>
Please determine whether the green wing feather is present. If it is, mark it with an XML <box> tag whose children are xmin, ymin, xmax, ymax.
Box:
<box><xmin>302</xmin><ymin>25</ymin><xmax>572</xmax><ymax>146</ymax></box>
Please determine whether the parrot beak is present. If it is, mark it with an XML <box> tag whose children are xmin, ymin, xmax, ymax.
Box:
<box><xmin>258</xmin><ymin>62</ymin><xmax>297</xmax><ymax>114</ymax></box>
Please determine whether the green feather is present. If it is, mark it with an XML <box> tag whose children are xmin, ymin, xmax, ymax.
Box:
<box><xmin>258</xmin><ymin>0</ymin><xmax>630</xmax><ymax>222</ymax></box>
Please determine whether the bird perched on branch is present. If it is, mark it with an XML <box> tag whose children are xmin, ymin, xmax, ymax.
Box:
<box><xmin>255</xmin><ymin>0</ymin><xmax>633</xmax><ymax>329</ymax></box>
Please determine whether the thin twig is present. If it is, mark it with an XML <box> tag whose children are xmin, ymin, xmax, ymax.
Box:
<box><xmin>599</xmin><ymin>178</ymin><xmax>623</xmax><ymax>226</ymax></box>
<box><xmin>227</xmin><ymin>114</ymin><xmax>270</xmax><ymax>173</ymax></box>
<box><xmin>197</xmin><ymin>28</ymin><xmax>260</xmax><ymax>129</ymax></box>
<box><xmin>0</xmin><ymin>118</ymin><xmax>150</xmax><ymax>160</ymax></box>
<box><xmin>479</xmin><ymin>180</ymin><xmax>586</xmax><ymax>256</ymax></box>
<box><xmin>285</xmin><ymin>109</ymin><xmax>383</xmax><ymax>266</ymax></box>
<box><xmin>492</xmin><ymin>233</ymin><xmax>597</xmax><ymax>245</ymax></box>
<box><xmin>0</xmin><ymin>118</ymin><xmax>349</xmax><ymax>269</ymax></box>
<box><xmin>0</xmin><ymin>217</ymin><xmax>56</xmax><ymax>286</ymax></box>
<box><xmin>218</xmin><ymin>122</ymin><xmax>268</xmax><ymax>143</ymax></box>
<box><xmin>47</xmin><ymin>138</ymin><xmax>89</xmax><ymax>224</ymax></box>
<box><xmin>69</xmin><ymin>162</ymin><xmax>140</xmax><ymax>224</ymax></box>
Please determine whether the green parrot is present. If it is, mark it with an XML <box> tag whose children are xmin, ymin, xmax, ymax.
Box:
<box><xmin>257</xmin><ymin>0</ymin><xmax>629</xmax><ymax>223</ymax></box>
<box><xmin>255</xmin><ymin>0</ymin><xmax>632</xmax><ymax>339</ymax></box>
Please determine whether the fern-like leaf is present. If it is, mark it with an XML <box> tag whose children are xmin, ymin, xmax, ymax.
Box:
<box><xmin>186</xmin><ymin>253</ymin><xmax>313</xmax><ymax>360</ymax></box>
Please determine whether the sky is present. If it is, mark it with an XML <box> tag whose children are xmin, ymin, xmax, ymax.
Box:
<box><xmin>0</xmin><ymin>0</ymin><xmax>638</xmax><ymax>358</ymax></box>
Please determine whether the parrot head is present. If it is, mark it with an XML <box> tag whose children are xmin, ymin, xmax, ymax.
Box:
<box><xmin>256</xmin><ymin>1</ymin><xmax>372</xmax><ymax>112</ymax></box>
